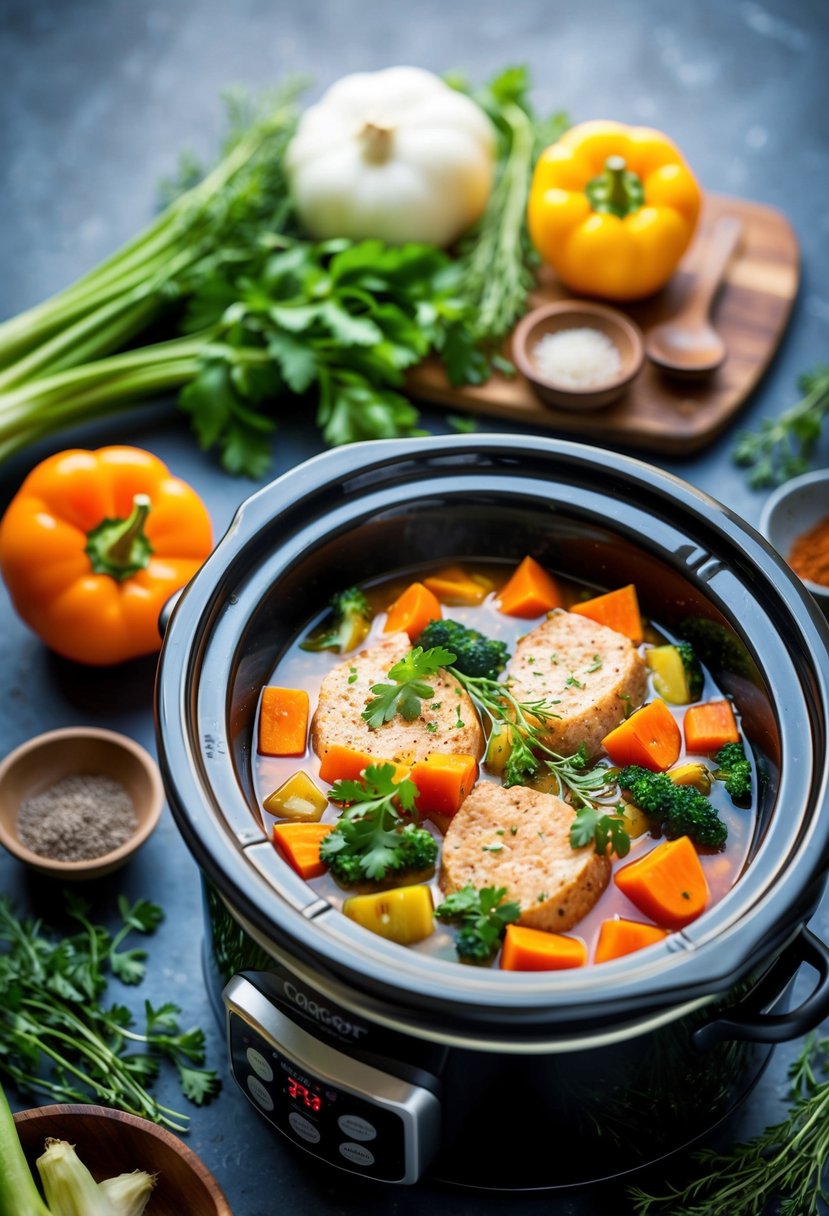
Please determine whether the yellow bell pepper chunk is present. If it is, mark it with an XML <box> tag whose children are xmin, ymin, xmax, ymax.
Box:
<box><xmin>423</xmin><ymin>565</ymin><xmax>492</xmax><ymax>606</ymax></box>
<box><xmin>485</xmin><ymin>723</ymin><xmax>513</xmax><ymax>776</ymax></box>
<box><xmin>668</xmin><ymin>762</ymin><xmax>714</xmax><ymax>795</ymax></box>
<box><xmin>343</xmin><ymin>885</ymin><xmax>434</xmax><ymax>945</ymax></box>
<box><xmin>263</xmin><ymin>771</ymin><xmax>328</xmax><ymax>822</ymax></box>
<box><xmin>528</xmin><ymin>120</ymin><xmax>701</xmax><ymax>301</ymax></box>
<box><xmin>646</xmin><ymin>644</ymin><xmax>692</xmax><ymax>704</ymax></box>
<box><xmin>618</xmin><ymin>800</ymin><xmax>650</xmax><ymax>839</ymax></box>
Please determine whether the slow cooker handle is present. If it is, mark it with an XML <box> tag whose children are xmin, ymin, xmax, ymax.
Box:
<box><xmin>693</xmin><ymin>927</ymin><xmax>829</xmax><ymax>1050</ymax></box>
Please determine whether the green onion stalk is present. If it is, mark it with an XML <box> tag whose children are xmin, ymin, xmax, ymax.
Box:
<box><xmin>0</xmin><ymin>84</ymin><xmax>302</xmax><ymax>388</ymax></box>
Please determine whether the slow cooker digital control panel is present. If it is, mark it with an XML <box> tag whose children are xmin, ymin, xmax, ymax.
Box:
<box><xmin>224</xmin><ymin>974</ymin><xmax>441</xmax><ymax>1183</ymax></box>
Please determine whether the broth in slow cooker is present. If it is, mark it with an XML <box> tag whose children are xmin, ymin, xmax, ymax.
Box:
<box><xmin>252</xmin><ymin>559</ymin><xmax>755</xmax><ymax>970</ymax></box>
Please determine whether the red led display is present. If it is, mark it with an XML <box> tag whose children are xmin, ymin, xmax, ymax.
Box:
<box><xmin>287</xmin><ymin>1076</ymin><xmax>322</xmax><ymax>1112</ymax></box>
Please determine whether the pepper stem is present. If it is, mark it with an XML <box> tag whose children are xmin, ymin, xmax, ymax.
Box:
<box><xmin>585</xmin><ymin>155</ymin><xmax>645</xmax><ymax>219</ymax></box>
<box><xmin>605</xmin><ymin>155</ymin><xmax>630</xmax><ymax>213</ymax></box>
<box><xmin>85</xmin><ymin>493</ymin><xmax>154</xmax><ymax>581</ymax></box>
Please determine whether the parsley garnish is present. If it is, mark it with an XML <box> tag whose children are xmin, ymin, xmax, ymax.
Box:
<box><xmin>570</xmin><ymin>804</ymin><xmax>631</xmax><ymax>857</ymax></box>
<box><xmin>586</xmin><ymin>654</ymin><xmax>603</xmax><ymax>673</ymax></box>
<box><xmin>361</xmin><ymin>646</ymin><xmax>456</xmax><ymax>729</ymax></box>
<box><xmin>347</xmin><ymin>666</ymin><xmax>358</xmax><ymax>684</ymax></box>
<box><xmin>435</xmin><ymin>885</ymin><xmax>520</xmax><ymax>963</ymax></box>
<box><xmin>321</xmin><ymin>764</ymin><xmax>436</xmax><ymax>883</ymax></box>
<box><xmin>565</xmin><ymin>674</ymin><xmax>584</xmax><ymax>689</ymax></box>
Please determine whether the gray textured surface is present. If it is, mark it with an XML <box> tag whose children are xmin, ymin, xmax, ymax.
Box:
<box><xmin>0</xmin><ymin>0</ymin><xmax>828</xmax><ymax>1212</ymax></box>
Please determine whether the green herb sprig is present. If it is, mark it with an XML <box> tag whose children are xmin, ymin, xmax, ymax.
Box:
<box><xmin>321</xmin><ymin>764</ymin><xmax>436</xmax><ymax>883</ymax></box>
<box><xmin>733</xmin><ymin>365</ymin><xmax>829</xmax><ymax>487</ymax></box>
<box><xmin>362</xmin><ymin>645</ymin><xmax>456</xmax><ymax>729</ymax></box>
<box><xmin>0</xmin><ymin>894</ymin><xmax>219</xmax><ymax>1131</ymax></box>
<box><xmin>435</xmin><ymin>885</ymin><xmax>520</xmax><ymax>963</ymax></box>
<box><xmin>451</xmin><ymin>66</ymin><xmax>569</xmax><ymax>349</ymax></box>
<box><xmin>629</xmin><ymin>1031</ymin><xmax>829</xmax><ymax>1215</ymax></box>
<box><xmin>570</xmin><ymin>802</ymin><xmax>631</xmax><ymax>858</ymax></box>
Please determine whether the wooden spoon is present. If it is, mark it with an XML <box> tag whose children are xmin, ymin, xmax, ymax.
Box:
<box><xmin>645</xmin><ymin>215</ymin><xmax>743</xmax><ymax>376</ymax></box>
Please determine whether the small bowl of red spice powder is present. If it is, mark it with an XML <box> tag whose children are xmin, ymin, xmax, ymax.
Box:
<box><xmin>0</xmin><ymin>726</ymin><xmax>163</xmax><ymax>879</ymax></box>
<box><xmin>760</xmin><ymin>468</ymin><xmax>829</xmax><ymax>617</ymax></box>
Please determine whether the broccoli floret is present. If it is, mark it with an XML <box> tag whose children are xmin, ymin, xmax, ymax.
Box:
<box><xmin>678</xmin><ymin>617</ymin><xmax>755</xmax><ymax>681</ymax></box>
<box><xmin>394</xmin><ymin>822</ymin><xmax>440</xmax><ymax>873</ymax></box>
<box><xmin>417</xmin><ymin>618</ymin><xmax>509</xmax><ymax>680</ymax></box>
<box><xmin>676</xmin><ymin>641</ymin><xmax>704</xmax><ymax>701</ymax></box>
<box><xmin>713</xmin><ymin>742</ymin><xmax>752</xmax><ymax>803</ymax></box>
<box><xmin>324</xmin><ymin>851</ymin><xmax>364</xmax><ymax>886</ymax></box>
<box><xmin>619</xmin><ymin>765</ymin><xmax>728</xmax><ymax>850</ymax></box>
<box><xmin>300</xmin><ymin>586</ymin><xmax>372</xmax><ymax>653</ymax></box>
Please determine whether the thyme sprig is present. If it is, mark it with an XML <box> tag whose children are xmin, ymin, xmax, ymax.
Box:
<box><xmin>629</xmin><ymin>1031</ymin><xmax>829</xmax><ymax>1215</ymax></box>
<box><xmin>733</xmin><ymin>365</ymin><xmax>829</xmax><ymax>487</ymax></box>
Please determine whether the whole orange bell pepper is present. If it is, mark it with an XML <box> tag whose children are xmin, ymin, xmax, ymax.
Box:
<box><xmin>0</xmin><ymin>446</ymin><xmax>213</xmax><ymax>665</ymax></box>
<box><xmin>528</xmin><ymin>120</ymin><xmax>701</xmax><ymax>300</ymax></box>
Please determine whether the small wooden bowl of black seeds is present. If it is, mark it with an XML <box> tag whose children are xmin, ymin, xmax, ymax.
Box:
<box><xmin>0</xmin><ymin>727</ymin><xmax>163</xmax><ymax>879</ymax></box>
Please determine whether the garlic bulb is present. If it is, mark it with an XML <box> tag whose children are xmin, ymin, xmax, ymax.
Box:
<box><xmin>286</xmin><ymin>66</ymin><xmax>495</xmax><ymax>247</ymax></box>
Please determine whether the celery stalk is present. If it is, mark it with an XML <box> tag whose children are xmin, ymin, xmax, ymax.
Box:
<box><xmin>0</xmin><ymin>1083</ymin><xmax>51</xmax><ymax>1216</ymax></box>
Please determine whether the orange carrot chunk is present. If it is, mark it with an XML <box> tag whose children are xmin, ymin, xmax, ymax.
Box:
<box><xmin>571</xmin><ymin>584</ymin><xmax>643</xmax><ymax>643</ymax></box>
<box><xmin>614</xmin><ymin>836</ymin><xmax>708</xmax><ymax>930</ymax></box>
<box><xmin>423</xmin><ymin>565</ymin><xmax>491</xmax><ymax>605</ymax></box>
<box><xmin>318</xmin><ymin>745</ymin><xmax>409</xmax><ymax>787</ymax></box>
<box><xmin>272</xmin><ymin>822</ymin><xmax>334</xmax><ymax>880</ymax></box>
<box><xmin>410</xmin><ymin>753</ymin><xmax>478</xmax><ymax>817</ymax></box>
<box><xmin>497</xmin><ymin>555</ymin><xmax>563</xmax><ymax>618</ymax></box>
<box><xmin>383</xmin><ymin>582</ymin><xmax>442</xmax><ymax>640</ymax></box>
<box><xmin>500</xmin><ymin>925</ymin><xmax>587</xmax><ymax>971</ymax></box>
<box><xmin>683</xmin><ymin>700</ymin><xmax>740</xmax><ymax>753</ymax></box>
<box><xmin>601</xmin><ymin>698</ymin><xmax>681</xmax><ymax>771</ymax></box>
<box><xmin>594</xmin><ymin>917</ymin><xmax>668</xmax><ymax>963</ymax></box>
<box><xmin>258</xmin><ymin>687</ymin><xmax>309</xmax><ymax>756</ymax></box>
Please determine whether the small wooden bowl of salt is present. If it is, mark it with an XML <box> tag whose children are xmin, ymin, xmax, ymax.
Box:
<box><xmin>512</xmin><ymin>300</ymin><xmax>644</xmax><ymax>411</ymax></box>
<box><xmin>0</xmin><ymin>727</ymin><xmax>163</xmax><ymax>879</ymax></box>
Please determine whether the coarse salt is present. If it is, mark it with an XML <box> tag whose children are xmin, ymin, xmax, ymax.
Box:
<box><xmin>533</xmin><ymin>326</ymin><xmax>622</xmax><ymax>388</ymax></box>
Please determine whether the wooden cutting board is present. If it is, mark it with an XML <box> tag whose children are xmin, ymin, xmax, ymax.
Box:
<box><xmin>407</xmin><ymin>193</ymin><xmax>799</xmax><ymax>454</ymax></box>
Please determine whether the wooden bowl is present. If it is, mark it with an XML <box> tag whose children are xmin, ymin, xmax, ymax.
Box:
<box><xmin>13</xmin><ymin>1104</ymin><xmax>231</xmax><ymax>1216</ymax></box>
<box><xmin>0</xmin><ymin>726</ymin><xmax>163</xmax><ymax>879</ymax></box>
<box><xmin>512</xmin><ymin>300</ymin><xmax>644</xmax><ymax>411</ymax></box>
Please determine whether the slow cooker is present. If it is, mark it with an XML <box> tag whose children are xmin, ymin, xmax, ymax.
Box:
<box><xmin>156</xmin><ymin>435</ymin><xmax>829</xmax><ymax>1190</ymax></box>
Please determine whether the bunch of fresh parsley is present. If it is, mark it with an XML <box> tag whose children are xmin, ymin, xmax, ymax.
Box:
<box><xmin>0</xmin><ymin>894</ymin><xmax>219</xmax><ymax>1131</ymax></box>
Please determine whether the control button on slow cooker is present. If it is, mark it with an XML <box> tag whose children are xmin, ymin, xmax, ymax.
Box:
<box><xmin>289</xmin><ymin>1112</ymin><xmax>321</xmax><ymax>1144</ymax></box>
<box><xmin>337</xmin><ymin>1114</ymin><xmax>377</xmax><ymax>1142</ymax></box>
<box><xmin>246</xmin><ymin>1047</ymin><xmax>274</xmax><ymax>1082</ymax></box>
<box><xmin>246</xmin><ymin>1075</ymin><xmax>274</xmax><ymax>1112</ymax></box>
<box><xmin>339</xmin><ymin>1141</ymin><xmax>375</xmax><ymax>1167</ymax></box>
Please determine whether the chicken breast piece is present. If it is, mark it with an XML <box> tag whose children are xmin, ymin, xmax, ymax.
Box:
<box><xmin>440</xmin><ymin>782</ymin><xmax>610</xmax><ymax>932</ymax></box>
<box><xmin>311</xmin><ymin>631</ymin><xmax>485</xmax><ymax>766</ymax></box>
<box><xmin>506</xmin><ymin>610</ymin><xmax>647</xmax><ymax>758</ymax></box>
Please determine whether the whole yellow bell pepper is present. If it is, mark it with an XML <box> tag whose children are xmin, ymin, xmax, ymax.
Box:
<box><xmin>528</xmin><ymin>120</ymin><xmax>702</xmax><ymax>300</ymax></box>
